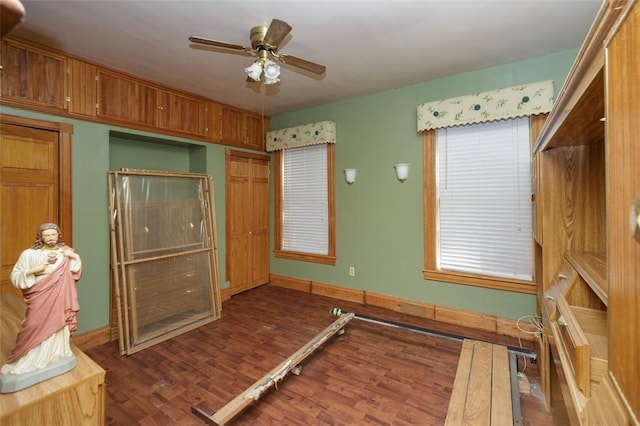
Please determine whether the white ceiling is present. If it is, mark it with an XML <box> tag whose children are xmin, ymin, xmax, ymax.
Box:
<box><xmin>11</xmin><ymin>0</ymin><xmax>602</xmax><ymax>117</ymax></box>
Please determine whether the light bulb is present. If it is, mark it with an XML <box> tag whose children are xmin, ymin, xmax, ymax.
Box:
<box><xmin>244</xmin><ymin>61</ymin><xmax>262</xmax><ymax>81</ymax></box>
<box><xmin>263</xmin><ymin>59</ymin><xmax>280</xmax><ymax>84</ymax></box>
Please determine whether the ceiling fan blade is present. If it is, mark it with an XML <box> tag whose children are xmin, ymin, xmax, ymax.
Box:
<box><xmin>263</xmin><ymin>19</ymin><xmax>292</xmax><ymax>47</ymax></box>
<box><xmin>279</xmin><ymin>54</ymin><xmax>326</xmax><ymax>75</ymax></box>
<box><xmin>188</xmin><ymin>36</ymin><xmax>249</xmax><ymax>52</ymax></box>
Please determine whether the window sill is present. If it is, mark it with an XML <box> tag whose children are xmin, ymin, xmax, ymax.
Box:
<box><xmin>423</xmin><ymin>269</ymin><xmax>537</xmax><ymax>294</ymax></box>
<box><xmin>274</xmin><ymin>249</ymin><xmax>336</xmax><ymax>265</ymax></box>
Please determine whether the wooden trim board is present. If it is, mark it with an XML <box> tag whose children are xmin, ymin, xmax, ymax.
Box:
<box><xmin>191</xmin><ymin>313</ymin><xmax>355</xmax><ymax>425</ymax></box>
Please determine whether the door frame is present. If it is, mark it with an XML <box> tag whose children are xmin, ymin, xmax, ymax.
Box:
<box><xmin>224</xmin><ymin>148</ymin><xmax>271</xmax><ymax>300</ymax></box>
<box><xmin>1</xmin><ymin>113</ymin><xmax>74</xmax><ymax>244</ymax></box>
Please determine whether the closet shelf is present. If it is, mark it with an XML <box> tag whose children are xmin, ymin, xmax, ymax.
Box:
<box><xmin>565</xmin><ymin>251</ymin><xmax>607</xmax><ymax>306</ymax></box>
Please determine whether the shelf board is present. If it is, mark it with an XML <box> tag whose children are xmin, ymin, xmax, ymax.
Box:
<box><xmin>565</xmin><ymin>251</ymin><xmax>607</xmax><ymax>306</ymax></box>
<box><xmin>534</xmin><ymin>0</ymin><xmax>627</xmax><ymax>153</ymax></box>
<box><xmin>571</xmin><ymin>305</ymin><xmax>608</xmax><ymax>361</ymax></box>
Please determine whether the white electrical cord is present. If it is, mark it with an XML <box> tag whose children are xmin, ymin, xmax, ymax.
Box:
<box><xmin>515</xmin><ymin>315</ymin><xmax>543</xmax><ymax>374</ymax></box>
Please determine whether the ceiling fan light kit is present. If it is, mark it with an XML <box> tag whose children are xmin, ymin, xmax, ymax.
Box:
<box><xmin>190</xmin><ymin>18</ymin><xmax>325</xmax><ymax>85</ymax></box>
<box><xmin>245</xmin><ymin>57</ymin><xmax>281</xmax><ymax>84</ymax></box>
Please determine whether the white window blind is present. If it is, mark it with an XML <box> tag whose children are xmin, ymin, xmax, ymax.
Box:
<box><xmin>282</xmin><ymin>144</ymin><xmax>328</xmax><ymax>255</ymax></box>
<box><xmin>436</xmin><ymin>117</ymin><xmax>532</xmax><ymax>281</ymax></box>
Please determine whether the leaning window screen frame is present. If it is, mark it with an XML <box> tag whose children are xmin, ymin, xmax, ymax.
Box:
<box><xmin>108</xmin><ymin>169</ymin><xmax>221</xmax><ymax>355</ymax></box>
<box><xmin>423</xmin><ymin>116</ymin><xmax>543</xmax><ymax>294</ymax></box>
<box><xmin>274</xmin><ymin>143</ymin><xmax>336</xmax><ymax>265</ymax></box>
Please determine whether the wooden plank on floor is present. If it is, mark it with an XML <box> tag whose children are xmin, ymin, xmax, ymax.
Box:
<box><xmin>463</xmin><ymin>340</ymin><xmax>492</xmax><ymax>425</ymax></box>
<box><xmin>445</xmin><ymin>339</ymin><xmax>475</xmax><ymax>426</ymax></box>
<box><xmin>491</xmin><ymin>343</ymin><xmax>513</xmax><ymax>425</ymax></box>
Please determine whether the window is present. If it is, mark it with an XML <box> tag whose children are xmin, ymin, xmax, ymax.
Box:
<box><xmin>274</xmin><ymin>143</ymin><xmax>335</xmax><ymax>264</ymax></box>
<box><xmin>423</xmin><ymin>117</ymin><xmax>538</xmax><ymax>293</ymax></box>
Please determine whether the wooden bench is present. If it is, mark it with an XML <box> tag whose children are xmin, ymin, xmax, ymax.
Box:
<box><xmin>445</xmin><ymin>339</ymin><xmax>517</xmax><ymax>425</ymax></box>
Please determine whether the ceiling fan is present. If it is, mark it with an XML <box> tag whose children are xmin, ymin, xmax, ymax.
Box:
<box><xmin>189</xmin><ymin>19</ymin><xmax>326</xmax><ymax>85</ymax></box>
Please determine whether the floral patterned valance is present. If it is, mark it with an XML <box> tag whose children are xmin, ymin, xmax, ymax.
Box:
<box><xmin>266</xmin><ymin>120</ymin><xmax>336</xmax><ymax>152</ymax></box>
<box><xmin>417</xmin><ymin>80</ymin><xmax>554</xmax><ymax>132</ymax></box>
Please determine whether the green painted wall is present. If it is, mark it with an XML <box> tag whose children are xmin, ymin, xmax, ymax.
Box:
<box><xmin>0</xmin><ymin>48</ymin><xmax>578</xmax><ymax>335</ymax></box>
<box><xmin>270</xmin><ymin>49</ymin><xmax>579</xmax><ymax>320</ymax></box>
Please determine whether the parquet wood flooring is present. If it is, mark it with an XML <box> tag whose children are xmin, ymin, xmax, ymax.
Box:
<box><xmin>85</xmin><ymin>285</ymin><xmax>569</xmax><ymax>425</ymax></box>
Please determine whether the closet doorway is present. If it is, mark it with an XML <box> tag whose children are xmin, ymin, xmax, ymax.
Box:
<box><xmin>225</xmin><ymin>149</ymin><xmax>270</xmax><ymax>296</ymax></box>
<box><xmin>0</xmin><ymin>114</ymin><xmax>73</xmax><ymax>296</ymax></box>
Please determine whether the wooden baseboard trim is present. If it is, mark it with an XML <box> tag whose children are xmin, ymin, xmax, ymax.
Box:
<box><xmin>365</xmin><ymin>291</ymin><xmax>436</xmax><ymax>320</ymax></box>
<box><xmin>220</xmin><ymin>287</ymin><xmax>233</xmax><ymax>302</ymax></box>
<box><xmin>72</xmin><ymin>325</ymin><xmax>111</xmax><ymax>351</ymax></box>
<box><xmin>269</xmin><ymin>274</ymin><xmax>311</xmax><ymax>292</ymax></box>
<box><xmin>269</xmin><ymin>274</ymin><xmax>534</xmax><ymax>342</ymax></box>
<box><xmin>311</xmin><ymin>281</ymin><xmax>365</xmax><ymax>304</ymax></box>
<box><xmin>435</xmin><ymin>305</ymin><xmax>497</xmax><ymax>333</ymax></box>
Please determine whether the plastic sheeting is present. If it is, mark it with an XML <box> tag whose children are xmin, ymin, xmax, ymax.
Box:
<box><xmin>108</xmin><ymin>170</ymin><xmax>221</xmax><ymax>355</ymax></box>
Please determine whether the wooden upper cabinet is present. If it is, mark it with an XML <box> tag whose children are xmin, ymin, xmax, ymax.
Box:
<box><xmin>220</xmin><ymin>105</ymin><xmax>244</xmax><ymax>145</ymax></box>
<box><xmin>96</xmin><ymin>68</ymin><xmax>158</xmax><ymax>128</ymax></box>
<box><xmin>158</xmin><ymin>90</ymin><xmax>208</xmax><ymax>137</ymax></box>
<box><xmin>66</xmin><ymin>57</ymin><xmax>97</xmax><ymax>117</ymax></box>
<box><xmin>244</xmin><ymin>112</ymin><xmax>268</xmax><ymax>151</ymax></box>
<box><xmin>1</xmin><ymin>37</ymin><xmax>270</xmax><ymax>149</ymax></box>
<box><xmin>217</xmin><ymin>105</ymin><xmax>268</xmax><ymax>151</ymax></box>
<box><xmin>1</xmin><ymin>38</ymin><xmax>66</xmax><ymax>109</ymax></box>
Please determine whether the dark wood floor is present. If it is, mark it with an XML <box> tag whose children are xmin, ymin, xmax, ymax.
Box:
<box><xmin>85</xmin><ymin>285</ymin><xmax>569</xmax><ymax>425</ymax></box>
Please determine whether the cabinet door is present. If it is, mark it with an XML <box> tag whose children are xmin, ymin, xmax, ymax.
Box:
<box><xmin>220</xmin><ymin>106</ymin><xmax>244</xmax><ymax>145</ymax></box>
<box><xmin>66</xmin><ymin>57</ymin><xmax>97</xmax><ymax>117</ymax></box>
<box><xmin>606</xmin><ymin>2</ymin><xmax>640</xmax><ymax>419</ymax></box>
<box><xmin>1</xmin><ymin>39</ymin><xmax>66</xmax><ymax>110</ymax></box>
<box><xmin>244</xmin><ymin>112</ymin><xmax>268</xmax><ymax>151</ymax></box>
<box><xmin>97</xmin><ymin>68</ymin><xmax>157</xmax><ymax>127</ymax></box>
<box><xmin>249</xmin><ymin>156</ymin><xmax>270</xmax><ymax>285</ymax></box>
<box><xmin>227</xmin><ymin>153</ymin><xmax>251</xmax><ymax>292</ymax></box>
<box><xmin>207</xmin><ymin>101</ymin><xmax>223</xmax><ymax>142</ymax></box>
<box><xmin>158</xmin><ymin>90</ymin><xmax>208</xmax><ymax>137</ymax></box>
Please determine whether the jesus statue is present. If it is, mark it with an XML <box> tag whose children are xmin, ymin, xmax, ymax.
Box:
<box><xmin>0</xmin><ymin>223</ymin><xmax>82</xmax><ymax>393</ymax></box>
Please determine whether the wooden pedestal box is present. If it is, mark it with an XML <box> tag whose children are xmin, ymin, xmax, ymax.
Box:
<box><xmin>0</xmin><ymin>294</ymin><xmax>106</xmax><ymax>426</ymax></box>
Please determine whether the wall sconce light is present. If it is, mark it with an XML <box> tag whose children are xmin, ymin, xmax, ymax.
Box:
<box><xmin>344</xmin><ymin>169</ymin><xmax>357</xmax><ymax>185</ymax></box>
<box><xmin>394</xmin><ymin>163</ymin><xmax>409</xmax><ymax>182</ymax></box>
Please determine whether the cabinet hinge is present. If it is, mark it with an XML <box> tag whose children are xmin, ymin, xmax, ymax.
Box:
<box><xmin>65</xmin><ymin>96</ymin><xmax>71</xmax><ymax>102</ymax></box>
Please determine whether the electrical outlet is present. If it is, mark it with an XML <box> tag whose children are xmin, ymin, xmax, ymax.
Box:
<box><xmin>349</xmin><ymin>266</ymin><xmax>355</xmax><ymax>276</ymax></box>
